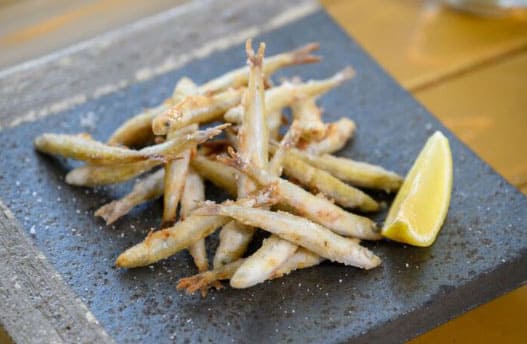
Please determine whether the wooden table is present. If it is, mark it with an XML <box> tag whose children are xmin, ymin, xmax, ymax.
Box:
<box><xmin>1</xmin><ymin>0</ymin><xmax>526</xmax><ymax>342</ymax></box>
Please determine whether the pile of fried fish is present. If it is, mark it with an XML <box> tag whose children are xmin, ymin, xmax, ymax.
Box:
<box><xmin>34</xmin><ymin>40</ymin><xmax>403</xmax><ymax>296</ymax></box>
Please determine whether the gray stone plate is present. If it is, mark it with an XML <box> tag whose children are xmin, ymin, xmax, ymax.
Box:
<box><xmin>0</xmin><ymin>9</ymin><xmax>526</xmax><ymax>344</ymax></box>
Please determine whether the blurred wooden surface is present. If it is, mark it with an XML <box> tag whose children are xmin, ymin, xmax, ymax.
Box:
<box><xmin>0</xmin><ymin>0</ymin><xmax>185</xmax><ymax>69</ymax></box>
<box><xmin>0</xmin><ymin>0</ymin><xmax>526</xmax><ymax>343</ymax></box>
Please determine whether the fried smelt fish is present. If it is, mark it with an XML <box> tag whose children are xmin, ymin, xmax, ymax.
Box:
<box><xmin>108</xmin><ymin>77</ymin><xmax>199</xmax><ymax>147</ymax></box>
<box><xmin>214</xmin><ymin>221</ymin><xmax>253</xmax><ymax>267</ymax></box>
<box><xmin>35</xmin><ymin>124</ymin><xmax>227</xmax><ymax>165</ymax></box>
<box><xmin>95</xmin><ymin>169</ymin><xmax>164</xmax><ymax>225</ymax></box>
<box><xmin>116</xmin><ymin>214</ymin><xmax>229</xmax><ymax>268</ymax></box>
<box><xmin>199</xmin><ymin>42</ymin><xmax>320</xmax><ymax>94</ymax></box>
<box><xmin>265</xmin><ymin>67</ymin><xmax>355</xmax><ymax>114</ymax></box>
<box><xmin>231</xmin><ymin>124</ymin><xmax>302</xmax><ymax>289</ymax></box>
<box><xmin>66</xmin><ymin>160</ymin><xmax>162</xmax><ymax>186</ymax></box>
<box><xmin>162</xmin><ymin>149</ymin><xmax>191</xmax><ymax>224</ymax></box>
<box><xmin>162</xmin><ymin>125</ymin><xmax>198</xmax><ymax>225</ymax></box>
<box><xmin>300</xmin><ymin>118</ymin><xmax>356</xmax><ymax>155</ymax></box>
<box><xmin>116</xmin><ymin>189</ymin><xmax>277</xmax><ymax>268</ymax></box>
<box><xmin>293</xmin><ymin>149</ymin><xmax>403</xmax><ymax>192</ymax></box>
<box><xmin>214</xmin><ymin>40</ymin><xmax>269</xmax><ymax>268</ymax></box>
<box><xmin>283</xmin><ymin>154</ymin><xmax>379</xmax><ymax>211</ymax></box>
<box><xmin>268</xmin><ymin>121</ymin><xmax>301</xmax><ymax>176</ymax></box>
<box><xmin>220</xmin><ymin>149</ymin><xmax>380</xmax><ymax>240</ymax></box>
<box><xmin>270</xmin><ymin>248</ymin><xmax>324</xmax><ymax>279</ymax></box>
<box><xmin>269</xmin><ymin>145</ymin><xmax>379</xmax><ymax>211</ymax></box>
<box><xmin>36</xmin><ymin>133</ymin><xmax>160</xmax><ymax>165</ymax></box>
<box><xmin>108</xmin><ymin>104</ymin><xmax>165</xmax><ymax>147</ymax></box>
<box><xmin>153</xmin><ymin>88</ymin><xmax>244</xmax><ymax>135</ymax></box>
<box><xmin>176</xmin><ymin>247</ymin><xmax>324</xmax><ymax>295</ymax></box>
<box><xmin>181</xmin><ymin>168</ymin><xmax>208</xmax><ymax>274</ymax></box>
<box><xmin>162</xmin><ymin>78</ymin><xmax>201</xmax><ymax>225</ymax></box>
<box><xmin>190</xmin><ymin>154</ymin><xmax>238</xmax><ymax>197</ymax></box>
<box><xmin>230</xmin><ymin>235</ymin><xmax>298</xmax><ymax>288</ymax></box>
<box><xmin>238</xmin><ymin>41</ymin><xmax>269</xmax><ymax>183</ymax></box>
<box><xmin>291</xmin><ymin>96</ymin><xmax>327</xmax><ymax>141</ymax></box>
<box><xmin>194</xmin><ymin>205</ymin><xmax>381</xmax><ymax>269</ymax></box>
<box><xmin>223</xmin><ymin>105</ymin><xmax>243</xmax><ymax>124</ymax></box>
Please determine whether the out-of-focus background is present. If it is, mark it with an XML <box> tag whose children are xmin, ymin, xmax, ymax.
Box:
<box><xmin>1</xmin><ymin>0</ymin><xmax>526</xmax><ymax>342</ymax></box>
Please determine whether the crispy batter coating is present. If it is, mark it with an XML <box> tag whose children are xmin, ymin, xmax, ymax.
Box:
<box><xmin>300</xmin><ymin>118</ymin><xmax>356</xmax><ymax>155</ymax></box>
<box><xmin>291</xmin><ymin>148</ymin><xmax>403</xmax><ymax>192</ymax></box>
<box><xmin>291</xmin><ymin>96</ymin><xmax>327</xmax><ymax>141</ymax></box>
<box><xmin>214</xmin><ymin>40</ymin><xmax>269</xmax><ymax>268</ymax></box>
<box><xmin>35</xmin><ymin>124</ymin><xmax>226</xmax><ymax>165</ymax></box>
<box><xmin>190</xmin><ymin>153</ymin><xmax>238</xmax><ymax>197</ymax></box>
<box><xmin>176</xmin><ymin>247</ymin><xmax>324</xmax><ymax>295</ymax></box>
<box><xmin>65</xmin><ymin>160</ymin><xmax>162</xmax><ymax>186</ymax></box>
<box><xmin>95</xmin><ymin>169</ymin><xmax>164</xmax><ymax>225</ymax></box>
<box><xmin>181</xmin><ymin>168</ymin><xmax>209</xmax><ymax>276</ymax></box>
<box><xmin>270</xmin><ymin>144</ymin><xmax>379</xmax><ymax>212</ymax></box>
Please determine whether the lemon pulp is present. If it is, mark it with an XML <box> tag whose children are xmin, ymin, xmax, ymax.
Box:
<box><xmin>382</xmin><ymin>131</ymin><xmax>453</xmax><ymax>247</ymax></box>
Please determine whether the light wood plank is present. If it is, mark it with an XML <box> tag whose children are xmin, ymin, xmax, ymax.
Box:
<box><xmin>412</xmin><ymin>285</ymin><xmax>527</xmax><ymax>343</ymax></box>
<box><xmin>416</xmin><ymin>51</ymin><xmax>527</xmax><ymax>188</ymax></box>
<box><xmin>0</xmin><ymin>0</ymin><xmax>185</xmax><ymax>69</ymax></box>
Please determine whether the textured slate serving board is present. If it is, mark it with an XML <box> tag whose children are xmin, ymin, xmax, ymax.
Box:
<box><xmin>1</xmin><ymin>10</ymin><xmax>526</xmax><ymax>344</ymax></box>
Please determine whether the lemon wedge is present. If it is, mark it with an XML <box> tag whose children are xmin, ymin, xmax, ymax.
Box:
<box><xmin>381</xmin><ymin>131</ymin><xmax>453</xmax><ymax>247</ymax></box>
